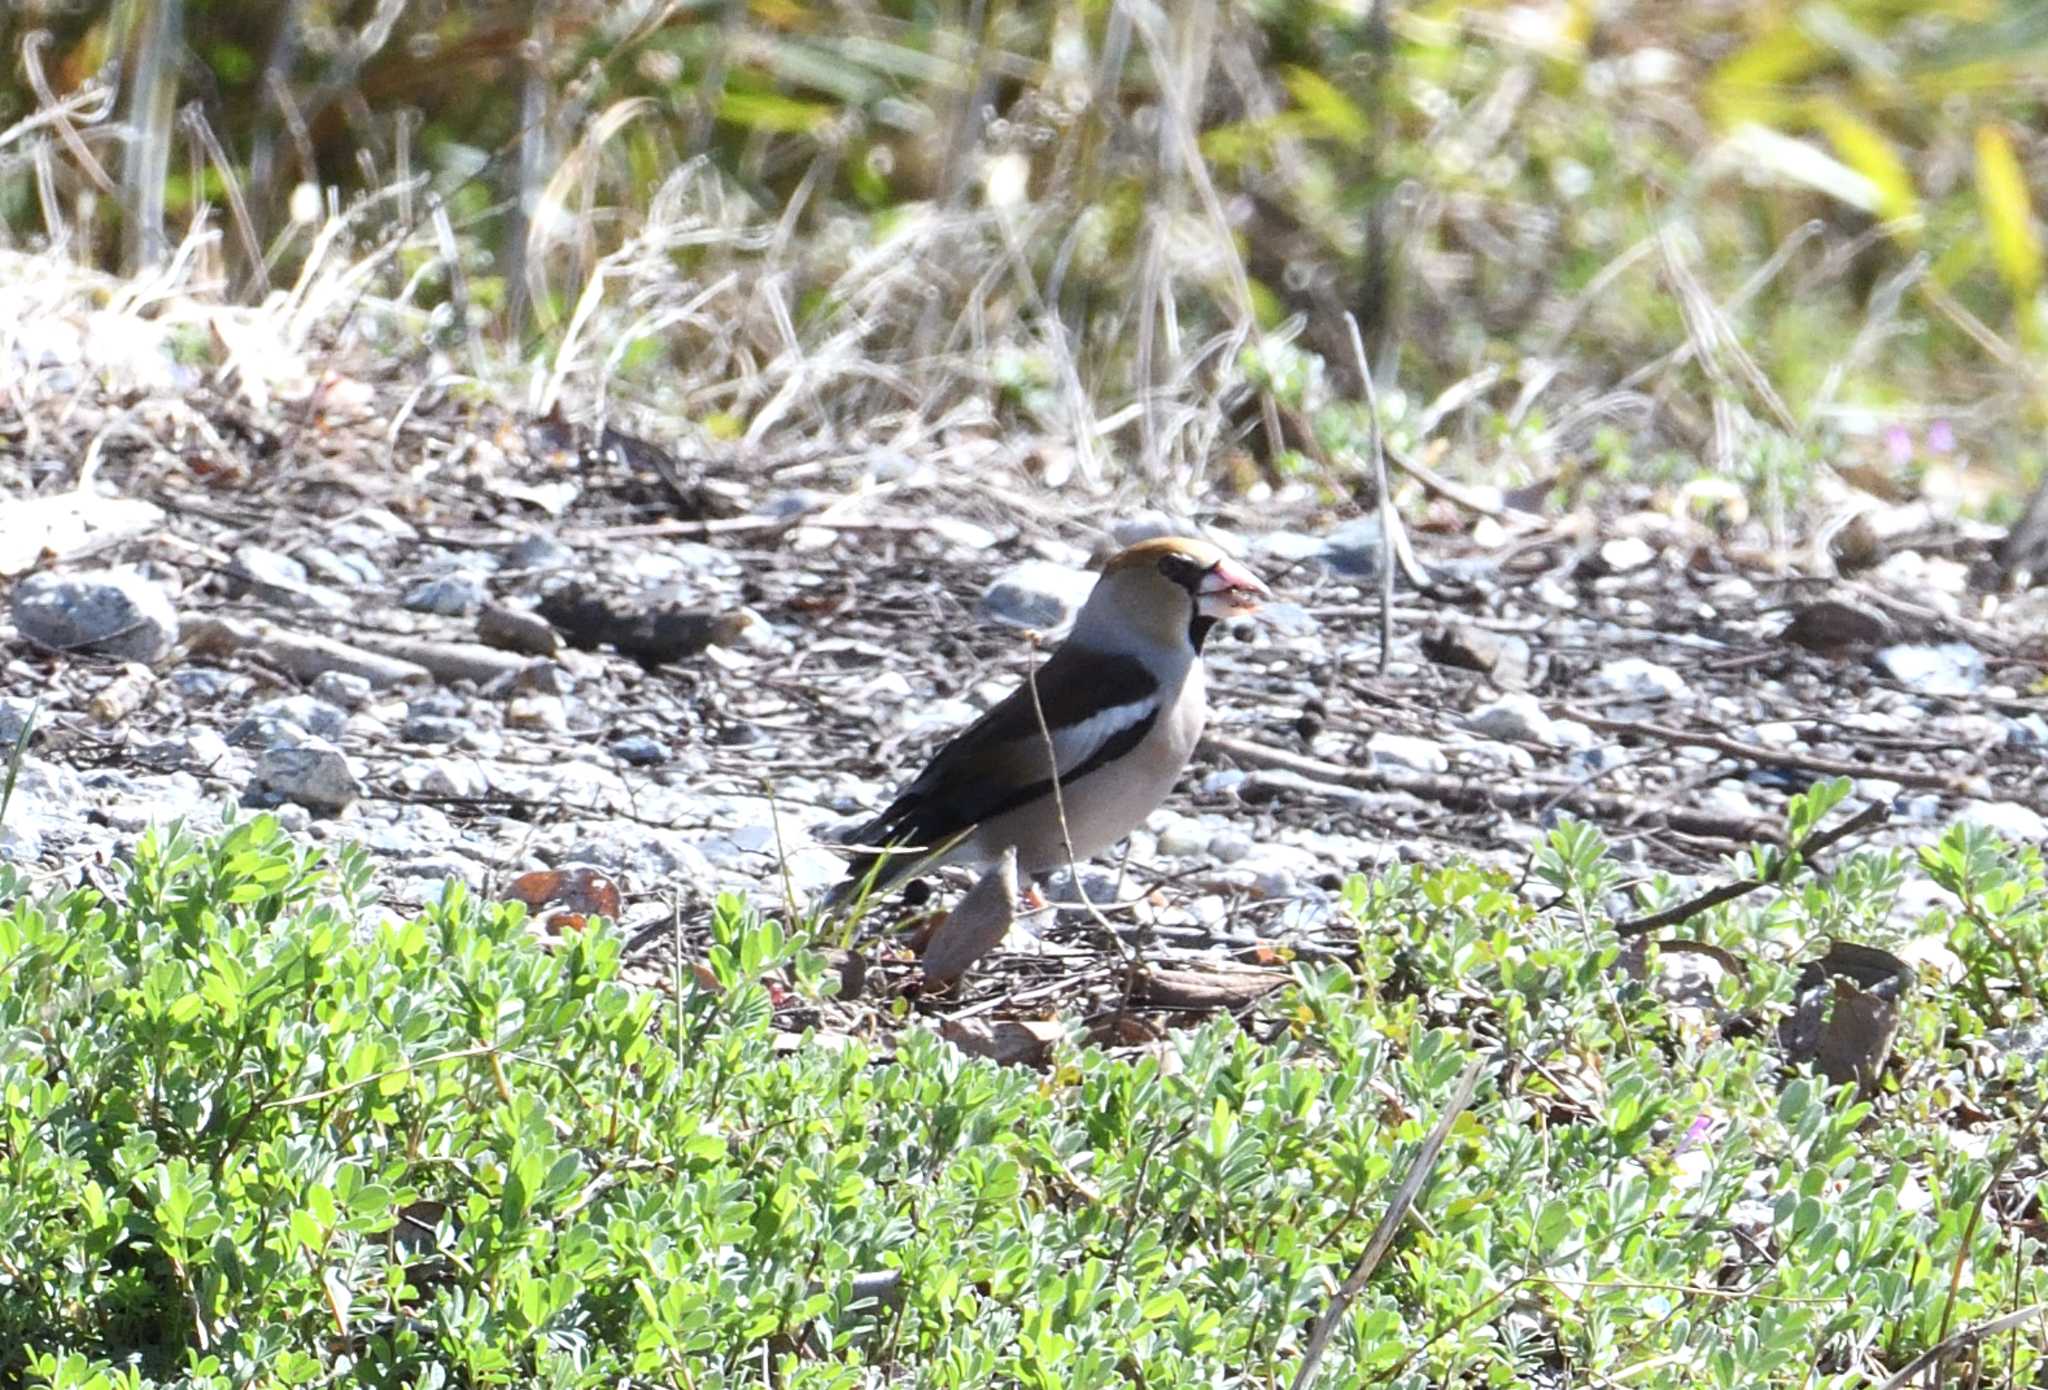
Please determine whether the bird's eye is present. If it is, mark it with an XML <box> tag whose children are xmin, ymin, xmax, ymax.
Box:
<box><xmin>1157</xmin><ymin>553</ymin><xmax>1200</xmax><ymax>587</ymax></box>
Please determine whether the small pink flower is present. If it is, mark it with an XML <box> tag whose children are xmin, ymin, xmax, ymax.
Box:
<box><xmin>1674</xmin><ymin>1113</ymin><xmax>1716</xmax><ymax>1155</ymax></box>
<box><xmin>1884</xmin><ymin>424</ymin><xmax>1914</xmax><ymax>466</ymax></box>
<box><xmin>1927</xmin><ymin>419</ymin><xmax>1956</xmax><ymax>454</ymax></box>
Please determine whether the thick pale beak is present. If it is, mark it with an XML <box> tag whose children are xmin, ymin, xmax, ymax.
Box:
<box><xmin>1196</xmin><ymin>557</ymin><xmax>1271</xmax><ymax>619</ymax></box>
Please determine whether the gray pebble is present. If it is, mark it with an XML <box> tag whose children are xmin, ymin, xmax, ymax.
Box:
<box><xmin>1209</xmin><ymin>831</ymin><xmax>1254</xmax><ymax>864</ymax></box>
<box><xmin>611</xmin><ymin>734</ymin><xmax>671</xmax><ymax>766</ymax></box>
<box><xmin>981</xmin><ymin>561</ymin><xmax>1099</xmax><ymax>630</ymax></box>
<box><xmin>252</xmin><ymin>738</ymin><xmax>362</xmax><ymax>813</ymax></box>
<box><xmin>1876</xmin><ymin>642</ymin><xmax>1986</xmax><ymax>696</ymax></box>
<box><xmin>249</xmin><ymin>695</ymin><xmax>348</xmax><ymax>741</ymax></box>
<box><xmin>1111</xmin><ymin>511</ymin><xmax>1187</xmax><ymax>547</ymax></box>
<box><xmin>169</xmin><ymin>667</ymin><xmax>240</xmax><ymax>702</ymax></box>
<box><xmin>311</xmin><ymin>670</ymin><xmax>374</xmax><ymax>709</ymax></box>
<box><xmin>1155</xmin><ymin>819</ymin><xmax>1212</xmax><ymax>857</ymax></box>
<box><xmin>558</xmin><ymin>825</ymin><xmax>716</xmax><ymax>881</ymax></box>
<box><xmin>134</xmin><ymin>729</ymin><xmax>232</xmax><ymax>774</ymax></box>
<box><xmin>1589</xmin><ymin>657</ymin><xmax>1691</xmax><ymax>702</ymax></box>
<box><xmin>1466</xmin><ymin>692</ymin><xmax>1555</xmax><ymax>745</ymax></box>
<box><xmin>401</xmin><ymin>715</ymin><xmax>471</xmax><ymax>745</ymax></box>
<box><xmin>272</xmin><ymin>803</ymin><xmax>313</xmax><ymax>834</ymax></box>
<box><xmin>296</xmin><ymin>545</ymin><xmax>382</xmax><ymax>587</ymax></box>
<box><xmin>1368</xmin><ymin>732</ymin><xmax>1449</xmax><ymax>775</ymax></box>
<box><xmin>232</xmin><ymin>544</ymin><xmax>348</xmax><ymax>611</ymax></box>
<box><xmin>1319</xmin><ymin>516</ymin><xmax>1386</xmax><ymax>579</ymax></box>
<box><xmin>1957</xmin><ymin>801</ymin><xmax>2046</xmax><ymax>843</ymax></box>
<box><xmin>419</xmin><ymin>760</ymin><xmax>490</xmax><ymax>798</ymax></box>
<box><xmin>228</xmin><ymin>716</ymin><xmax>310</xmax><ymax>750</ymax></box>
<box><xmin>12</xmin><ymin>568</ymin><xmax>179</xmax><ymax>663</ymax></box>
<box><xmin>404</xmin><ymin>573</ymin><xmax>489</xmax><ymax>617</ymax></box>
<box><xmin>0</xmin><ymin>697</ymin><xmax>36</xmax><ymax>747</ymax></box>
<box><xmin>506</xmin><ymin>535</ymin><xmax>578</xmax><ymax>571</ymax></box>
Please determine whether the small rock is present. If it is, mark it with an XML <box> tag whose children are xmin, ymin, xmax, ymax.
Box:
<box><xmin>1208</xmin><ymin>831</ymin><xmax>1254</xmax><ymax>864</ymax></box>
<box><xmin>1199</xmin><ymin>769</ymin><xmax>1248</xmax><ymax>796</ymax></box>
<box><xmin>11</xmin><ymin>568</ymin><xmax>179</xmax><ymax>663</ymax></box>
<box><xmin>272</xmin><ymin>803</ymin><xmax>313</xmax><ymax>834</ymax></box>
<box><xmin>231</xmin><ymin>544</ymin><xmax>348</xmax><ymax>611</ymax></box>
<box><xmin>610</xmin><ymin>734</ymin><xmax>670</xmax><ymax>766</ymax></box>
<box><xmin>981</xmin><ymin>561</ymin><xmax>1099</xmax><ymax>630</ymax></box>
<box><xmin>2012</xmin><ymin>714</ymin><xmax>2048</xmax><ymax>747</ymax></box>
<box><xmin>311</xmin><ymin>670</ymin><xmax>374</xmax><ymax>709</ymax></box>
<box><xmin>508</xmin><ymin>695</ymin><xmax>569</xmax><ymax>734</ymax></box>
<box><xmin>1699</xmin><ymin>782</ymin><xmax>1759</xmax><ymax>820</ymax></box>
<box><xmin>505</xmin><ymin>535</ymin><xmax>578</xmax><ymax>571</ymax></box>
<box><xmin>1590</xmin><ymin>657</ymin><xmax>1691</xmax><ymax>702</ymax></box>
<box><xmin>1466</xmin><ymin>692</ymin><xmax>1556</xmax><ymax>745</ymax></box>
<box><xmin>928</xmin><ymin>517</ymin><xmax>1001</xmax><ymax>551</ymax></box>
<box><xmin>1957</xmin><ymin>801</ymin><xmax>2046</xmax><ymax>843</ymax></box>
<box><xmin>1783</xmin><ymin>599</ymin><xmax>1891</xmax><ymax>652</ymax></box>
<box><xmin>1876</xmin><ymin>642</ymin><xmax>1985</xmax><ymax>697</ymax></box>
<box><xmin>0</xmin><ymin>697</ymin><xmax>36</xmax><ymax>747</ymax></box>
<box><xmin>404</xmin><ymin>573</ymin><xmax>489</xmax><ymax>617</ymax></box>
<box><xmin>419</xmin><ymin>759</ymin><xmax>490</xmax><ymax>798</ymax></box>
<box><xmin>168</xmin><ymin>667</ymin><xmax>240</xmax><ymax>702</ymax></box>
<box><xmin>1257</xmin><ymin>601</ymin><xmax>1320</xmax><ymax>637</ymax></box>
<box><xmin>1111</xmin><ymin>512</ymin><xmax>1185</xmax><ymax>547</ymax></box>
<box><xmin>1253</xmin><ymin>530</ymin><xmax>1328</xmax><ymax>565</ymax></box>
<box><xmin>295</xmin><ymin>545</ymin><xmax>382</xmax><ymax>588</ymax></box>
<box><xmin>1156</xmin><ymin>819</ymin><xmax>1213</xmax><ymax>857</ymax></box>
<box><xmin>1532</xmin><ymin>577</ymin><xmax>1578</xmax><ymax>610</ymax></box>
<box><xmin>1320</xmin><ymin>516</ymin><xmax>1386</xmax><ymax>579</ymax></box>
<box><xmin>1422</xmin><ymin>625</ymin><xmax>1532</xmax><ymax>687</ymax></box>
<box><xmin>249</xmin><ymin>695</ymin><xmax>348</xmax><ymax>741</ymax></box>
<box><xmin>558</xmin><ymin>826</ymin><xmax>716</xmax><ymax>881</ymax></box>
<box><xmin>251</xmin><ymin>739</ymin><xmax>362</xmax><ymax>813</ymax></box>
<box><xmin>1597</xmin><ymin>536</ymin><xmax>1655</xmax><ymax>574</ymax></box>
<box><xmin>763</xmin><ymin>488</ymin><xmax>829</xmax><ymax>519</ymax></box>
<box><xmin>1752</xmin><ymin>721</ymin><xmax>1800</xmax><ymax>746</ymax></box>
<box><xmin>477</xmin><ymin>604</ymin><xmax>562</xmax><ymax>657</ymax></box>
<box><xmin>400</xmin><ymin>714</ymin><xmax>471</xmax><ymax>745</ymax></box>
<box><xmin>134</xmin><ymin>729</ymin><xmax>231</xmax><ymax>773</ymax></box>
<box><xmin>228</xmin><ymin>715</ymin><xmax>310</xmax><ymax>750</ymax></box>
<box><xmin>1368</xmin><ymin>732</ymin><xmax>1449</xmax><ymax>775</ymax></box>
<box><xmin>1550</xmin><ymin>719</ymin><xmax>1598</xmax><ymax>751</ymax></box>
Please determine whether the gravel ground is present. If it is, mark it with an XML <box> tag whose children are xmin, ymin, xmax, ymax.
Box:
<box><xmin>4</xmin><ymin>348</ymin><xmax>2046</xmax><ymax>1029</ymax></box>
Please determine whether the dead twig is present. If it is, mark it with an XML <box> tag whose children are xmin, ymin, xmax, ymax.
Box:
<box><xmin>1344</xmin><ymin>311</ymin><xmax>1395</xmax><ymax>676</ymax></box>
<box><xmin>1204</xmin><ymin>733</ymin><xmax>1780</xmax><ymax>845</ymax></box>
<box><xmin>1558</xmin><ymin>708</ymin><xmax>1979</xmax><ymax>795</ymax></box>
<box><xmin>1290</xmin><ymin>1056</ymin><xmax>1486</xmax><ymax>1390</ymax></box>
<box><xmin>1614</xmin><ymin>801</ymin><xmax>1890</xmax><ymax>938</ymax></box>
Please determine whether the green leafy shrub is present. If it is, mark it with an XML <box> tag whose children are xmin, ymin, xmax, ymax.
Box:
<box><xmin>0</xmin><ymin>811</ymin><xmax>2043</xmax><ymax>1387</ymax></box>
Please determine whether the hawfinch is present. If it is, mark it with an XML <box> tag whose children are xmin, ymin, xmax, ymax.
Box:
<box><xmin>830</xmin><ymin>536</ymin><xmax>1270</xmax><ymax>906</ymax></box>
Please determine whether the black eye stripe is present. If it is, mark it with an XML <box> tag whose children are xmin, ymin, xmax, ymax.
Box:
<box><xmin>1157</xmin><ymin>553</ymin><xmax>1205</xmax><ymax>589</ymax></box>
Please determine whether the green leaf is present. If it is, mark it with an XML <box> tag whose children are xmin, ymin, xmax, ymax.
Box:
<box><xmin>1282</xmin><ymin>66</ymin><xmax>1371</xmax><ymax>150</ymax></box>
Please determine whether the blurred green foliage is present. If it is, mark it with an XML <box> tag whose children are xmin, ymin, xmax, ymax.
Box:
<box><xmin>3</xmin><ymin>0</ymin><xmax>2043</xmax><ymax>492</ymax></box>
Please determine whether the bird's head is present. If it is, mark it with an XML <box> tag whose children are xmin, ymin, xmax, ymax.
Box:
<box><xmin>1077</xmin><ymin>536</ymin><xmax>1272</xmax><ymax>653</ymax></box>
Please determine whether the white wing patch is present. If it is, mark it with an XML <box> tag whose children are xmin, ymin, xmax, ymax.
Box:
<box><xmin>1049</xmin><ymin>697</ymin><xmax>1159</xmax><ymax>774</ymax></box>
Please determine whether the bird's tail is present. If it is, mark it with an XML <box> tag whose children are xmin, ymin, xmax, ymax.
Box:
<box><xmin>817</xmin><ymin>827</ymin><xmax>976</xmax><ymax>917</ymax></box>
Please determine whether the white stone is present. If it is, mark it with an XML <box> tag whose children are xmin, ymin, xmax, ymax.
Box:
<box><xmin>1466</xmin><ymin>692</ymin><xmax>1555</xmax><ymax>745</ymax></box>
<box><xmin>1590</xmin><ymin>657</ymin><xmax>1690</xmax><ymax>702</ymax></box>
<box><xmin>1368</xmin><ymin>732</ymin><xmax>1449</xmax><ymax>775</ymax></box>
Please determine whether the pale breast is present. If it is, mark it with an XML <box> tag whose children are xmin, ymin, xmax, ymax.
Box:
<box><xmin>978</xmin><ymin>661</ymin><xmax>1208</xmax><ymax>877</ymax></box>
